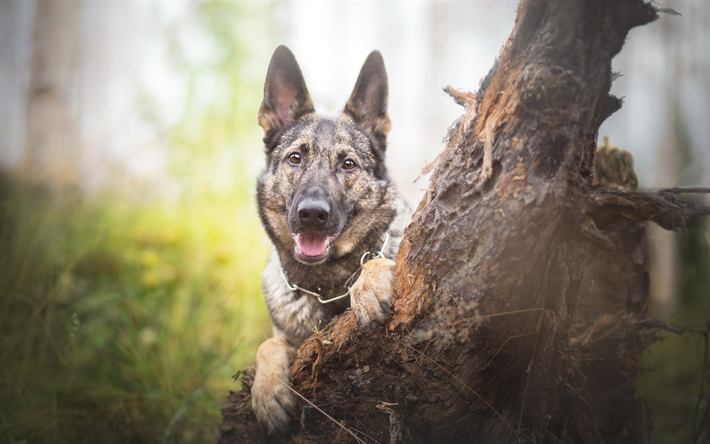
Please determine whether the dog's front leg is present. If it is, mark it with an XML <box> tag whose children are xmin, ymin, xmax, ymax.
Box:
<box><xmin>252</xmin><ymin>328</ymin><xmax>296</xmax><ymax>435</ymax></box>
<box><xmin>350</xmin><ymin>257</ymin><xmax>397</xmax><ymax>331</ymax></box>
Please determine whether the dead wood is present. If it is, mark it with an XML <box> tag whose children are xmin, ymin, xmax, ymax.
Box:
<box><xmin>219</xmin><ymin>1</ymin><xmax>708</xmax><ymax>443</ymax></box>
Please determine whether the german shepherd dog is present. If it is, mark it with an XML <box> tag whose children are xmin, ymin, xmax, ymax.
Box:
<box><xmin>252</xmin><ymin>45</ymin><xmax>410</xmax><ymax>434</ymax></box>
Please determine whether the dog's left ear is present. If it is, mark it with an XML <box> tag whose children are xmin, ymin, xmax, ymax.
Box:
<box><xmin>259</xmin><ymin>45</ymin><xmax>315</xmax><ymax>147</ymax></box>
<box><xmin>344</xmin><ymin>51</ymin><xmax>391</xmax><ymax>155</ymax></box>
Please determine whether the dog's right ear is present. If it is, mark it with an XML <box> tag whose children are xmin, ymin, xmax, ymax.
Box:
<box><xmin>258</xmin><ymin>46</ymin><xmax>314</xmax><ymax>146</ymax></box>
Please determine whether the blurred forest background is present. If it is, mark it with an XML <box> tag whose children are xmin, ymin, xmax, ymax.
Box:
<box><xmin>0</xmin><ymin>2</ymin><xmax>708</xmax><ymax>443</ymax></box>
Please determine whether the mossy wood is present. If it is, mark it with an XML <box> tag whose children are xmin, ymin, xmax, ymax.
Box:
<box><xmin>220</xmin><ymin>1</ymin><xmax>709</xmax><ymax>442</ymax></box>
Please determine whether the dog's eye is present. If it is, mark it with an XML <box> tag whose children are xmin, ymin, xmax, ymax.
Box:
<box><xmin>342</xmin><ymin>159</ymin><xmax>357</xmax><ymax>170</ymax></box>
<box><xmin>288</xmin><ymin>153</ymin><xmax>301</xmax><ymax>165</ymax></box>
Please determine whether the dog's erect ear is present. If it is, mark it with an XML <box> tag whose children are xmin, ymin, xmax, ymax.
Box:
<box><xmin>344</xmin><ymin>51</ymin><xmax>391</xmax><ymax>154</ymax></box>
<box><xmin>258</xmin><ymin>45</ymin><xmax>314</xmax><ymax>144</ymax></box>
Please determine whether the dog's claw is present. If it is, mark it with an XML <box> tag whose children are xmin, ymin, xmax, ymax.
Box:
<box><xmin>350</xmin><ymin>257</ymin><xmax>396</xmax><ymax>330</ymax></box>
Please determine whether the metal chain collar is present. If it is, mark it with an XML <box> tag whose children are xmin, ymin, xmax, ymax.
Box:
<box><xmin>280</xmin><ymin>233</ymin><xmax>390</xmax><ymax>304</ymax></box>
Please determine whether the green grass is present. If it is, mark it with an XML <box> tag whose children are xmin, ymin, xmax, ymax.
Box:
<box><xmin>0</xmin><ymin>173</ymin><xmax>271</xmax><ymax>443</ymax></box>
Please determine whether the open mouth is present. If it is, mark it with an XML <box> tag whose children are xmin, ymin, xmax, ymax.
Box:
<box><xmin>293</xmin><ymin>232</ymin><xmax>338</xmax><ymax>263</ymax></box>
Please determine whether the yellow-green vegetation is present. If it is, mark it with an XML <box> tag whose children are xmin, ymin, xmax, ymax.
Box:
<box><xmin>0</xmin><ymin>3</ymin><xmax>276</xmax><ymax>442</ymax></box>
<box><xmin>0</xmin><ymin>174</ymin><xmax>271</xmax><ymax>443</ymax></box>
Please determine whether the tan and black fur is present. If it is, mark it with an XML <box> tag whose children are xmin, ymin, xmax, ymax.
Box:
<box><xmin>252</xmin><ymin>46</ymin><xmax>410</xmax><ymax>435</ymax></box>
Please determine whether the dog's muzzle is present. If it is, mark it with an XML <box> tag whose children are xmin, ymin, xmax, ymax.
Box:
<box><xmin>288</xmin><ymin>193</ymin><xmax>342</xmax><ymax>264</ymax></box>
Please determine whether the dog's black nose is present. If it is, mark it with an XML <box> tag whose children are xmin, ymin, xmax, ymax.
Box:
<box><xmin>297</xmin><ymin>199</ymin><xmax>330</xmax><ymax>225</ymax></box>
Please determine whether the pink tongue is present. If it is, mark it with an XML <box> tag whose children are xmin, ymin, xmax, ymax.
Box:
<box><xmin>296</xmin><ymin>233</ymin><xmax>329</xmax><ymax>256</ymax></box>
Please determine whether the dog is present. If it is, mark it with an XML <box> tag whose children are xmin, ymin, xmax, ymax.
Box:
<box><xmin>251</xmin><ymin>45</ymin><xmax>410</xmax><ymax>435</ymax></box>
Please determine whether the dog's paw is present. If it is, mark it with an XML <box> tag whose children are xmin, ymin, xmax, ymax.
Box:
<box><xmin>251</xmin><ymin>364</ymin><xmax>295</xmax><ymax>435</ymax></box>
<box><xmin>252</xmin><ymin>338</ymin><xmax>295</xmax><ymax>435</ymax></box>
<box><xmin>350</xmin><ymin>257</ymin><xmax>396</xmax><ymax>331</ymax></box>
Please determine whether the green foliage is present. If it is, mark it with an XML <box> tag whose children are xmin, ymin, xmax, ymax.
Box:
<box><xmin>638</xmin><ymin>216</ymin><xmax>710</xmax><ymax>444</ymax></box>
<box><xmin>162</xmin><ymin>1</ymin><xmax>274</xmax><ymax>198</ymax></box>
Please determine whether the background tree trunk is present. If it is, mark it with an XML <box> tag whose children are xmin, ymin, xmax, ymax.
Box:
<box><xmin>23</xmin><ymin>0</ymin><xmax>80</xmax><ymax>189</ymax></box>
<box><xmin>220</xmin><ymin>1</ymin><xmax>709</xmax><ymax>442</ymax></box>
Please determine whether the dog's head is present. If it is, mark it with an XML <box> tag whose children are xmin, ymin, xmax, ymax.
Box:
<box><xmin>256</xmin><ymin>46</ymin><xmax>396</xmax><ymax>265</ymax></box>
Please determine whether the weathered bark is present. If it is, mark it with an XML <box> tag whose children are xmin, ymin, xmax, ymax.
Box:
<box><xmin>220</xmin><ymin>1</ymin><xmax>709</xmax><ymax>442</ymax></box>
<box><xmin>23</xmin><ymin>0</ymin><xmax>80</xmax><ymax>188</ymax></box>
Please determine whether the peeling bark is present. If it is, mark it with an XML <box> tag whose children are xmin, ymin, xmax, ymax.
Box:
<box><xmin>220</xmin><ymin>1</ymin><xmax>708</xmax><ymax>442</ymax></box>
